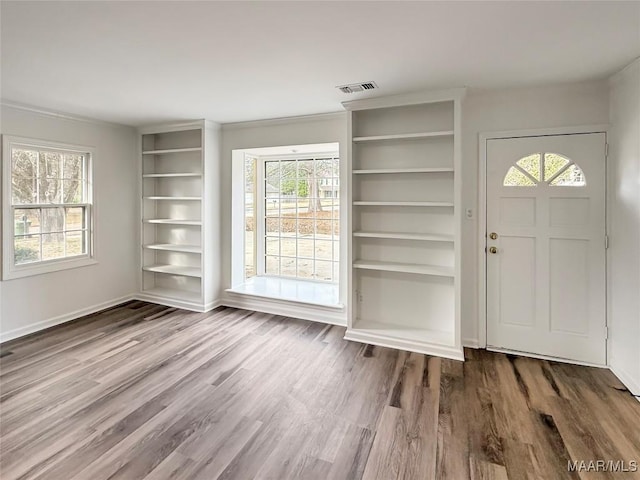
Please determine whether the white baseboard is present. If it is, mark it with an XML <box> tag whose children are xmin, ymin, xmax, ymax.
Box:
<box><xmin>134</xmin><ymin>293</ymin><xmax>221</xmax><ymax>313</ymax></box>
<box><xmin>221</xmin><ymin>293</ymin><xmax>347</xmax><ymax>327</ymax></box>
<box><xmin>610</xmin><ymin>363</ymin><xmax>640</xmax><ymax>401</ymax></box>
<box><xmin>0</xmin><ymin>294</ymin><xmax>136</xmax><ymax>343</ymax></box>
<box><xmin>344</xmin><ymin>328</ymin><xmax>465</xmax><ymax>361</ymax></box>
<box><xmin>463</xmin><ymin>338</ymin><xmax>480</xmax><ymax>348</ymax></box>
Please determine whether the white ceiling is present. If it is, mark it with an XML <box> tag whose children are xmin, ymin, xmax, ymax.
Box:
<box><xmin>1</xmin><ymin>1</ymin><xmax>639</xmax><ymax>126</ymax></box>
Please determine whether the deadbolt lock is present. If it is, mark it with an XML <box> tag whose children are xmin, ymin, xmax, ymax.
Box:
<box><xmin>489</xmin><ymin>232</ymin><xmax>498</xmax><ymax>240</ymax></box>
<box><xmin>489</xmin><ymin>246</ymin><xmax>498</xmax><ymax>254</ymax></box>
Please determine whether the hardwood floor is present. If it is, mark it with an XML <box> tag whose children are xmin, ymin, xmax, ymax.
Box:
<box><xmin>1</xmin><ymin>302</ymin><xmax>639</xmax><ymax>480</ymax></box>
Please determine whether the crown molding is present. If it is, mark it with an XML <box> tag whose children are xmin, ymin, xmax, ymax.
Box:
<box><xmin>341</xmin><ymin>87</ymin><xmax>467</xmax><ymax>111</ymax></box>
<box><xmin>0</xmin><ymin>99</ymin><xmax>134</xmax><ymax>129</ymax></box>
<box><xmin>222</xmin><ymin>111</ymin><xmax>344</xmax><ymax>130</ymax></box>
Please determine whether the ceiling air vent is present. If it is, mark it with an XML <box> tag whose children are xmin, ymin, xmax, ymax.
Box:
<box><xmin>337</xmin><ymin>81</ymin><xmax>378</xmax><ymax>94</ymax></box>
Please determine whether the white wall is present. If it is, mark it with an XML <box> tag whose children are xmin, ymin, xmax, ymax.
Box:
<box><xmin>0</xmin><ymin>105</ymin><xmax>138</xmax><ymax>341</ymax></box>
<box><xmin>220</xmin><ymin>113</ymin><xmax>348</xmax><ymax>323</ymax></box>
<box><xmin>461</xmin><ymin>81</ymin><xmax>610</xmax><ymax>345</ymax></box>
<box><xmin>608</xmin><ymin>59</ymin><xmax>640</xmax><ymax>395</ymax></box>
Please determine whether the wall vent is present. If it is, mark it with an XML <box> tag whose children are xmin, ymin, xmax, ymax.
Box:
<box><xmin>337</xmin><ymin>81</ymin><xmax>378</xmax><ymax>94</ymax></box>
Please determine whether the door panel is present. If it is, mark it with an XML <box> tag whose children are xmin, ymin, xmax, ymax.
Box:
<box><xmin>486</xmin><ymin>133</ymin><xmax>606</xmax><ymax>364</ymax></box>
<box><xmin>499</xmin><ymin>236</ymin><xmax>536</xmax><ymax>327</ymax></box>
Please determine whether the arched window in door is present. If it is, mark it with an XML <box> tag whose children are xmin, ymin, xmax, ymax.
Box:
<box><xmin>503</xmin><ymin>153</ymin><xmax>586</xmax><ymax>187</ymax></box>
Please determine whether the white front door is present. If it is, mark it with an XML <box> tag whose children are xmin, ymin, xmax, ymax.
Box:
<box><xmin>486</xmin><ymin>133</ymin><xmax>607</xmax><ymax>364</ymax></box>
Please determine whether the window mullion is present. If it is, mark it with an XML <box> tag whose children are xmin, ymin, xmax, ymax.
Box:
<box><xmin>256</xmin><ymin>156</ymin><xmax>266</xmax><ymax>276</ymax></box>
<box><xmin>36</xmin><ymin>150</ymin><xmax>40</xmax><ymax>205</ymax></box>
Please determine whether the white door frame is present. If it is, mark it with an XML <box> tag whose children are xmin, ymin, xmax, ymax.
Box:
<box><xmin>478</xmin><ymin>124</ymin><xmax>609</xmax><ymax>364</ymax></box>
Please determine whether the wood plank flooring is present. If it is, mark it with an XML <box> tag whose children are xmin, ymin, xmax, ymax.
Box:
<box><xmin>1</xmin><ymin>302</ymin><xmax>639</xmax><ymax>480</ymax></box>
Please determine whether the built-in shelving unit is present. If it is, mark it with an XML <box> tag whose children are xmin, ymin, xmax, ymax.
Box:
<box><xmin>138</xmin><ymin>121</ymin><xmax>221</xmax><ymax>311</ymax></box>
<box><xmin>343</xmin><ymin>89</ymin><xmax>465</xmax><ymax>360</ymax></box>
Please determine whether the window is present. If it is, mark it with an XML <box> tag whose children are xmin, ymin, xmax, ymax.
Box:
<box><xmin>260</xmin><ymin>155</ymin><xmax>340</xmax><ymax>282</ymax></box>
<box><xmin>503</xmin><ymin>152</ymin><xmax>586</xmax><ymax>187</ymax></box>
<box><xmin>2</xmin><ymin>136</ymin><xmax>95</xmax><ymax>279</ymax></box>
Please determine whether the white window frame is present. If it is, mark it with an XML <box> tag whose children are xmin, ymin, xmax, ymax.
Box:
<box><xmin>255</xmin><ymin>151</ymin><xmax>340</xmax><ymax>283</ymax></box>
<box><xmin>2</xmin><ymin>135</ymin><xmax>97</xmax><ymax>280</ymax></box>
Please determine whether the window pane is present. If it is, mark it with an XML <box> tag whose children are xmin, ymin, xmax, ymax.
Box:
<box><xmin>265</xmin><ymin>255</ymin><xmax>279</xmax><ymax>275</ymax></box>
<box><xmin>265</xmin><ymin>216</ymin><xmax>281</xmax><ymax>235</ymax></box>
<box><xmin>296</xmin><ymin>198</ymin><xmax>309</xmax><ymax>217</ymax></box>
<box><xmin>314</xmin><ymin>261</ymin><xmax>334</xmax><ymax>281</ymax></box>
<box><xmin>15</xmin><ymin>235</ymin><xmax>40</xmax><ymax>264</ymax></box>
<box><xmin>12</xmin><ymin>177</ymin><xmax>37</xmax><ymax>204</ymax></box>
<box><xmin>297</xmin><ymin>239</ymin><xmax>314</xmax><ymax>259</ymax></box>
<box><xmin>281</xmin><ymin>257</ymin><xmax>296</xmax><ymax>277</ymax></box>
<box><xmin>14</xmin><ymin>209</ymin><xmax>41</xmax><ymax>235</ymax></box>
<box><xmin>503</xmin><ymin>167</ymin><xmax>536</xmax><ymax>187</ymax></box>
<box><xmin>297</xmin><ymin>219</ymin><xmax>313</xmax><ymax>235</ymax></box>
<box><xmin>297</xmin><ymin>160</ymin><xmax>313</xmax><ymax>179</ymax></box>
<box><xmin>12</xmin><ymin>148</ymin><xmax>37</xmax><ymax>175</ymax></box>
<box><xmin>265</xmin><ymin>161</ymin><xmax>280</xmax><ymax>189</ymax></box>
<box><xmin>333</xmin><ymin>241</ymin><xmax>340</xmax><ymax>262</ymax></box>
<box><xmin>296</xmin><ymin>258</ymin><xmax>312</xmax><ymax>279</ymax></box>
<box><xmin>543</xmin><ymin>153</ymin><xmax>570</xmax><ymax>181</ymax></box>
<box><xmin>40</xmin><ymin>208</ymin><xmax>65</xmax><ymax>233</ymax></box>
<box><xmin>516</xmin><ymin>154</ymin><xmax>541</xmax><ymax>181</ymax></box>
<box><xmin>315</xmin><ymin>240</ymin><xmax>333</xmax><ymax>260</ymax></box>
<box><xmin>245</xmin><ymin>226</ymin><xmax>256</xmax><ymax>279</ymax></box>
<box><xmin>265</xmin><ymin>237</ymin><xmax>279</xmax><ymax>256</ymax></box>
<box><xmin>39</xmin><ymin>151</ymin><xmax>62</xmax><ymax>179</ymax></box>
<box><xmin>42</xmin><ymin>232</ymin><xmax>65</xmax><ymax>260</ymax></box>
<box><xmin>65</xmin><ymin>231</ymin><xmax>85</xmax><ymax>256</ymax></box>
<box><xmin>63</xmin><ymin>153</ymin><xmax>84</xmax><ymax>181</ymax></box>
<box><xmin>63</xmin><ymin>179</ymin><xmax>83</xmax><ymax>203</ymax></box>
<box><xmin>38</xmin><ymin>177</ymin><xmax>62</xmax><ymax>203</ymax></box>
<box><xmin>550</xmin><ymin>164</ymin><xmax>586</xmax><ymax>186</ymax></box>
<box><xmin>279</xmin><ymin>237</ymin><xmax>296</xmax><ymax>257</ymax></box>
<box><xmin>65</xmin><ymin>207</ymin><xmax>85</xmax><ymax>230</ymax></box>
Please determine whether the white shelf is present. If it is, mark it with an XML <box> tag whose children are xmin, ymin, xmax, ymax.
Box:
<box><xmin>144</xmin><ymin>196</ymin><xmax>201</xmax><ymax>201</ymax></box>
<box><xmin>353</xmin><ymin>231</ymin><xmax>454</xmax><ymax>242</ymax></box>
<box><xmin>353</xmin><ymin>201</ymin><xmax>454</xmax><ymax>207</ymax></box>
<box><xmin>143</xmin><ymin>244</ymin><xmax>202</xmax><ymax>253</ymax></box>
<box><xmin>143</xmin><ymin>264</ymin><xmax>202</xmax><ymax>278</ymax></box>
<box><xmin>142</xmin><ymin>147</ymin><xmax>202</xmax><ymax>155</ymax></box>
<box><xmin>143</xmin><ymin>173</ymin><xmax>202</xmax><ymax>178</ymax></box>
<box><xmin>144</xmin><ymin>219</ymin><xmax>202</xmax><ymax>226</ymax></box>
<box><xmin>352</xmin><ymin>131</ymin><xmax>454</xmax><ymax>143</ymax></box>
<box><xmin>141</xmin><ymin>287</ymin><xmax>201</xmax><ymax>302</ymax></box>
<box><xmin>353</xmin><ymin>260</ymin><xmax>454</xmax><ymax>277</ymax></box>
<box><xmin>353</xmin><ymin>167</ymin><xmax>453</xmax><ymax>174</ymax></box>
<box><xmin>352</xmin><ymin>319</ymin><xmax>455</xmax><ymax>346</ymax></box>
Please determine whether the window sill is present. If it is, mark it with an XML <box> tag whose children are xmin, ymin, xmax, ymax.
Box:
<box><xmin>3</xmin><ymin>256</ymin><xmax>98</xmax><ymax>281</ymax></box>
<box><xmin>226</xmin><ymin>276</ymin><xmax>343</xmax><ymax>310</ymax></box>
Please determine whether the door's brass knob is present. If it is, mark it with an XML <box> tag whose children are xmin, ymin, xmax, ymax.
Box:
<box><xmin>489</xmin><ymin>246</ymin><xmax>498</xmax><ymax>254</ymax></box>
<box><xmin>489</xmin><ymin>232</ymin><xmax>498</xmax><ymax>240</ymax></box>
